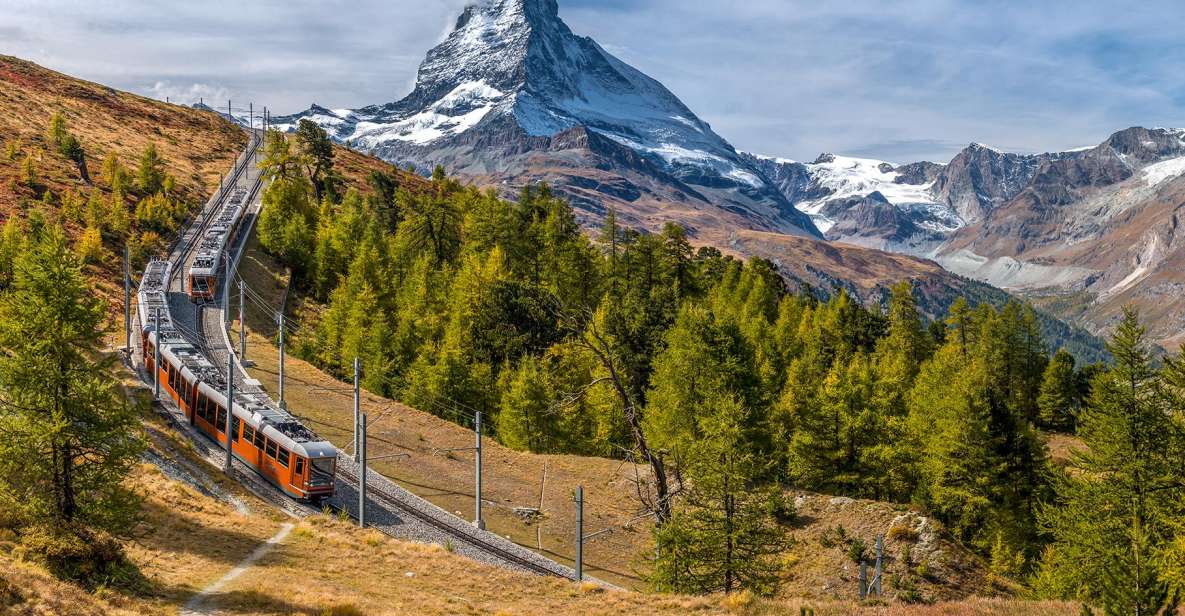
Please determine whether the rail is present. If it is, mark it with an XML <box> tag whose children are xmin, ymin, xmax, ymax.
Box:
<box><xmin>332</xmin><ymin>463</ymin><xmax>564</xmax><ymax>579</ymax></box>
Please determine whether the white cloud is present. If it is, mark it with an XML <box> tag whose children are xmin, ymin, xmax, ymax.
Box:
<box><xmin>145</xmin><ymin>81</ymin><xmax>231</xmax><ymax>107</ymax></box>
<box><xmin>5</xmin><ymin>0</ymin><xmax>1184</xmax><ymax>163</ymax></box>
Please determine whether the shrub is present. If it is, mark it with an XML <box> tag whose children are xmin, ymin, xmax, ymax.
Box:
<box><xmin>888</xmin><ymin>523</ymin><xmax>919</xmax><ymax>543</ymax></box>
<box><xmin>846</xmin><ymin>537</ymin><xmax>868</xmax><ymax>564</ymax></box>
<box><xmin>17</xmin><ymin>526</ymin><xmax>146</xmax><ymax>592</ymax></box>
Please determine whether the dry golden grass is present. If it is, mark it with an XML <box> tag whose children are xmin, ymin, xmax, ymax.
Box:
<box><xmin>210</xmin><ymin>513</ymin><xmax>1079</xmax><ymax>616</ymax></box>
<box><xmin>1046</xmin><ymin>433</ymin><xmax>1087</xmax><ymax>468</ymax></box>
<box><xmin>234</xmin><ymin>236</ymin><xmax>999</xmax><ymax>602</ymax></box>
<box><xmin>235</xmin><ymin>233</ymin><xmax>654</xmax><ymax>589</ymax></box>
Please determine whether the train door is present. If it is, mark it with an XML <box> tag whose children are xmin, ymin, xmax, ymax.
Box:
<box><xmin>293</xmin><ymin>456</ymin><xmax>307</xmax><ymax>493</ymax></box>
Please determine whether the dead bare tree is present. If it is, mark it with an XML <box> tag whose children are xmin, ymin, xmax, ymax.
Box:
<box><xmin>553</xmin><ymin>300</ymin><xmax>674</xmax><ymax>526</ymax></box>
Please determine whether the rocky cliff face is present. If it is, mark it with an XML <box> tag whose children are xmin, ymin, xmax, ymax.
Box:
<box><xmin>275</xmin><ymin>0</ymin><xmax>819</xmax><ymax>239</ymax></box>
<box><xmin>745</xmin><ymin>127</ymin><xmax>1185</xmax><ymax>344</ymax></box>
<box><xmin>739</xmin><ymin>152</ymin><xmax>958</xmax><ymax>251</ymax></box>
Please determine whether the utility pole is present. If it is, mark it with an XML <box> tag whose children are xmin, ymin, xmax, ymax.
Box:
<box><xmin>225</xmin><ymin>353</ymin><xmax>234</xmax><ymax>473</ymax></box>
<box><xmin>239</xmin><ymin>280</ymin><xmax>247</xmax><ymax>360</ymax></box>
<box><xmin>152</xmin><ymin>308</ymin><xmax>161</xmax><ymax>399</ymax></box>
<box><xmin>249</xmin><ymin>102</ymin><xmax>254</xmax><ymax>132</ymax></box>
<box><xmin>353</xmin><ymin>357</ymin><xmax>361</xmax><ymax>457</ymax></box>
<box><xmin>228</xmin><ymin>99</ymin><xmax>232</xmax><ymax>123</ymax></box>
<box><xmin>277</xmin><ymin>312</ymin><xmax>286</xmax><ymax>409</ymax></box>
<box><xmin>575</xmin><ymin>485</ymin><xmax>584</xmax><ymax>582</ymax></box>
<box><xmin>123</xmin><ymin>245</ymin><xmax>131</xmax><ymax>355</ymax></box>
<box><xmin>358</xmin><ymin>413</ymin><xmax>367</xmax><ymax>528</ymax></box>
<box><xmin>874</xmin><ymin>534</ymin><xmax>883</xmax><ymax>597</ymax></box>
<box><xmin>475</xmin><ymin>410</ymin><xmax>485</xmax><ymax>530</ymax></box>
<box><xmin>859</xmin><ymin>562</ymin><xmax>868</xmax><ymax>599</ymax></box>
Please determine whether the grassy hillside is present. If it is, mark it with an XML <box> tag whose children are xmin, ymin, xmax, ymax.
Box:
<box><xmin>0</xmin><ymin>376</ymin><xmax>1077</xmax><ymax>615</ymax></box>
<box><xmin>0</xmin><ymin>55</ymin><xmax>244</xmax><ymax>214</ymax></box>
<box><xmin>236</xmin><ymin>234</ymin><xmax>1018</xmax><ymax>603</ymax></box>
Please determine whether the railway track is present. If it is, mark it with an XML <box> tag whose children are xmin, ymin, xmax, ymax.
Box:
<box><xmin>169</xmin><ymin>132</ymin><xmax>262</xmax><ymax>293</ymax></box>
<box><xmin>332</xmin><ymin>462</ymin><xmax>566</xmax><ymax>579</ymax></box>
<box><xmin>146</xmin><ymin>126</ymin><xmax>576</xmax><ymax>581</ymax></box>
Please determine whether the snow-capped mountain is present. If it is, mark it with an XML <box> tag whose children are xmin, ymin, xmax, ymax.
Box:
<box><xmin>275</xmin><ymin>0</ymin><xmax>818</xmax><ymax>239</ymax></box>
<box><xmin>741</xmin><ymin>152</ymin><xmax>958</xmax><ymax>249</ymax></box>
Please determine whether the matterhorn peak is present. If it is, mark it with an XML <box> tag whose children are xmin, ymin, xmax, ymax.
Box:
<box><xmin>458</xmin><ymin>0</ymin><xmax>559</xmax><ymax>25</ymax></box>
<box><xmin>275</xmin><ymin>0</ymin><xmax>821</xmax><ymax>238</ymax></box>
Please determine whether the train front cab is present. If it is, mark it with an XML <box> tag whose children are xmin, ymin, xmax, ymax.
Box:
<box><xmin>190</xmin><ymin>384</ymin><xmax>336</xmax><ymax>502</ymax></box>
<box><xmin>189</xmin><ymin>273</ymin><xmax>215</xmax><ymax>302</ymax></box>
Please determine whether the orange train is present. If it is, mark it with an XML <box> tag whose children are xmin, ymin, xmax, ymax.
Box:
<box><xmin>188</xmin><ymin>187</ymin><xmax>248</xmax><ymax>302</ymax></box>
<box><xmin>139</xmin><ymin>260</ymin><xmax>336</xmax><ymax>502</ymax></box>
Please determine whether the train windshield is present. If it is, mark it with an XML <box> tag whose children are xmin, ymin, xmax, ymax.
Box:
<box><xmin>309</xmin><ymin>457</ymin><xmax>335</xmax><ymax>486</ymax></box>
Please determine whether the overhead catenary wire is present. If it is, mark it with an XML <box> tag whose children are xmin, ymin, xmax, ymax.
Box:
<box><xmin>219</xmin><ymin>248</ymin><xmax>651</xmax><ymax>570</ymax></box>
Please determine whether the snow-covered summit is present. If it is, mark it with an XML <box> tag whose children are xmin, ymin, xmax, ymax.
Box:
<box><xmin>278</xmin><ymin>0</ymin><xmax>758</xmax><ymax>188</ymax></box>
<box><xmin>273</xmin><ymin>0</ymin><xmax>819</xmax><ymax>237</ymax></box>
<box><xmin>743</xmin><ymin>152</ymin><xmax>955</xmax><ymax>235</ymax></box>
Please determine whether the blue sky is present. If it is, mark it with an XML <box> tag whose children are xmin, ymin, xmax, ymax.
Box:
<box><xmin>4</xmin><ymin>0</ymin><xmax>1184</xmax><ymax>162</ymax></box>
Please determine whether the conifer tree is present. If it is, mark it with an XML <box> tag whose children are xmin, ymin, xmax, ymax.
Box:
<box><xmin>257</xmin><ymin>174</ymin><xmax>316</xmax><ymax>274</ymax></box>
<box><xmin>496</xmin><ymin>356</ymin><xmax>555</xmax><ymax>452</ymax></box>
<box><xmin>1037</xmin><ymin>308</ymin><xmax>1185</xmax><ymax>614</ymax></box>
<box><xmin>20</xmin><ymin>154</ymin><xmax>38</xmax><ymax>189</ymax></box>
<box><xmin>101</xmin><ymin>152</ymin><xmax>123</xmax><ymax>188</ymax></box>
<box><xmin>0</xmin><ymin>227</ymin><xmax>143</xmax><ymax>527</ymax></box>
<box><xmin>136</xmin><ymin>143</ymin><xmax>165</xmax><ymax>195</ymax></box>
<box><xmin>296</xmin><ymin>119</ymin><xmax>340</xmax><ymax>202</ymax></box>
<box><xmin>1038</xmin><ymin>349</ymin><xmax>1079</xmax><ymax>432</ymax></box>
<box><xmin>651</xmin><ymin>396</ymin><xmax>789</xmax><ymax>595</ymax></box>
<box><xmin>0</xmin><ymin>219</ymin><xmax>24</xmax><ymax>290</ymax></box>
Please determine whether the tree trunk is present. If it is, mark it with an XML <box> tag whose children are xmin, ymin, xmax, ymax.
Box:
<box><xmin>582</xmin><ymin>323</ymin><xmax>672</xmax><ymax>525</ymax></box>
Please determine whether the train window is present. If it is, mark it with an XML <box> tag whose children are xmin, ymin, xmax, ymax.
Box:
<box><xmin>309</xmin><ymin>458</ymin><xmax>335</xmax><ymax>486</ymax></box>
<box><xmin>276</xmin><ymin>447</ymin><xmax>289</xmax><ymax>468</ymax></box>
<box><xmin>265</xmin><ymin>440</ymin><xmax>277</xmax><ymax>460</ymax></box>
<box><xmin>231</xmin><ymin>417</ymin><xmax>241</xmax><ymax>442</ymax></box>
<box><xmin>253</xmin><ymin>430</ymin><xmax>265</xmax><ymax>449</ymax></box>
<box><xmin>215</xmin><ymin>408</ymin><xmax>226</xmax><ymax>432</ymax></box>
<box><xmin>294</xmin><ymin>458</ymin><xmax>305</xmax><ymax>476</ymax></box>
<box><xmin>242</xmin><ymin>425</ymin><xmax>255</xmax><ymax>446</ymax></box>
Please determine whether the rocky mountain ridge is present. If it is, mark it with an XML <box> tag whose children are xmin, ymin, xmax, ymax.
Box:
<box><xmin>273</xmin><ymin>0</ymin><xmax>818</xmax><ymax>239</ymax></box>
<box><xmin>750</xmin><ymin>127</ymin><xmax>1185</xmax><ymax>344</ymax></box>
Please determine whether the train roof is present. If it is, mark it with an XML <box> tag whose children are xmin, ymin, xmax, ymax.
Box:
<box><xmin>138</xmin><ymin>259</ymin><xmax>335</xmax><ymax>459</ymax></box>
<box><xmin>190</xmin><ymin>187</ymin><xmax>248</xmax><ymax>277</ymax></box>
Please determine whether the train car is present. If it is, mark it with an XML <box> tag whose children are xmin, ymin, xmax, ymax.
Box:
<box><xmin>188</xmin><ymin>187</ymin><xmax>248</xmax><ymax>302</ymax></box>
<box><xmin>139</xmin><ymin>260</ymin><xmax>337</xmax><ymax>502</ymax></box>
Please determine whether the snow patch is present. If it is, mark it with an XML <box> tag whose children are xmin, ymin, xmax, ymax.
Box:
<box><xmin>798</xmin><ymin>154</ymin><xmax>949</xmax><ymax>215</ymax></box>
<box><xmin>1142</xmin><ymin>156</ymin><xmax>1185</xmax><ymax>187</ymax></box>
<box><xmin>352</xmin><ymin>81</ymin><xmax>503</xmax><ymax>146</ymax></box>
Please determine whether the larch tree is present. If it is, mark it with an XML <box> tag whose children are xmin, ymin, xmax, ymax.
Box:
<box><xmin>136</xmin><ymin>143</ymin><xmax>165</xmax><ymax>195</ymax></box>
<box><xmin>0</xmin><ymin>227</ymin><xmax>143</xmax><ymax>529</ymax></box>
<box><xmin>1036</xmin><ymin>308</ymin><xmax>1185</xmax><ymax>615</ymax></box>
<box><xmin>651</xmin><ymin>395</ymin><xmax>790</xmax><ymax>596</ymax></box>
<box><xmin>1038</xmin><ymin>348</ymin><xmax>1079</xmax><ymax>432</ymax></box>
<box><xmin>295</xmin><ymin>119</ymin><xmax>340</xmax><ymax>203</ymax></box>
